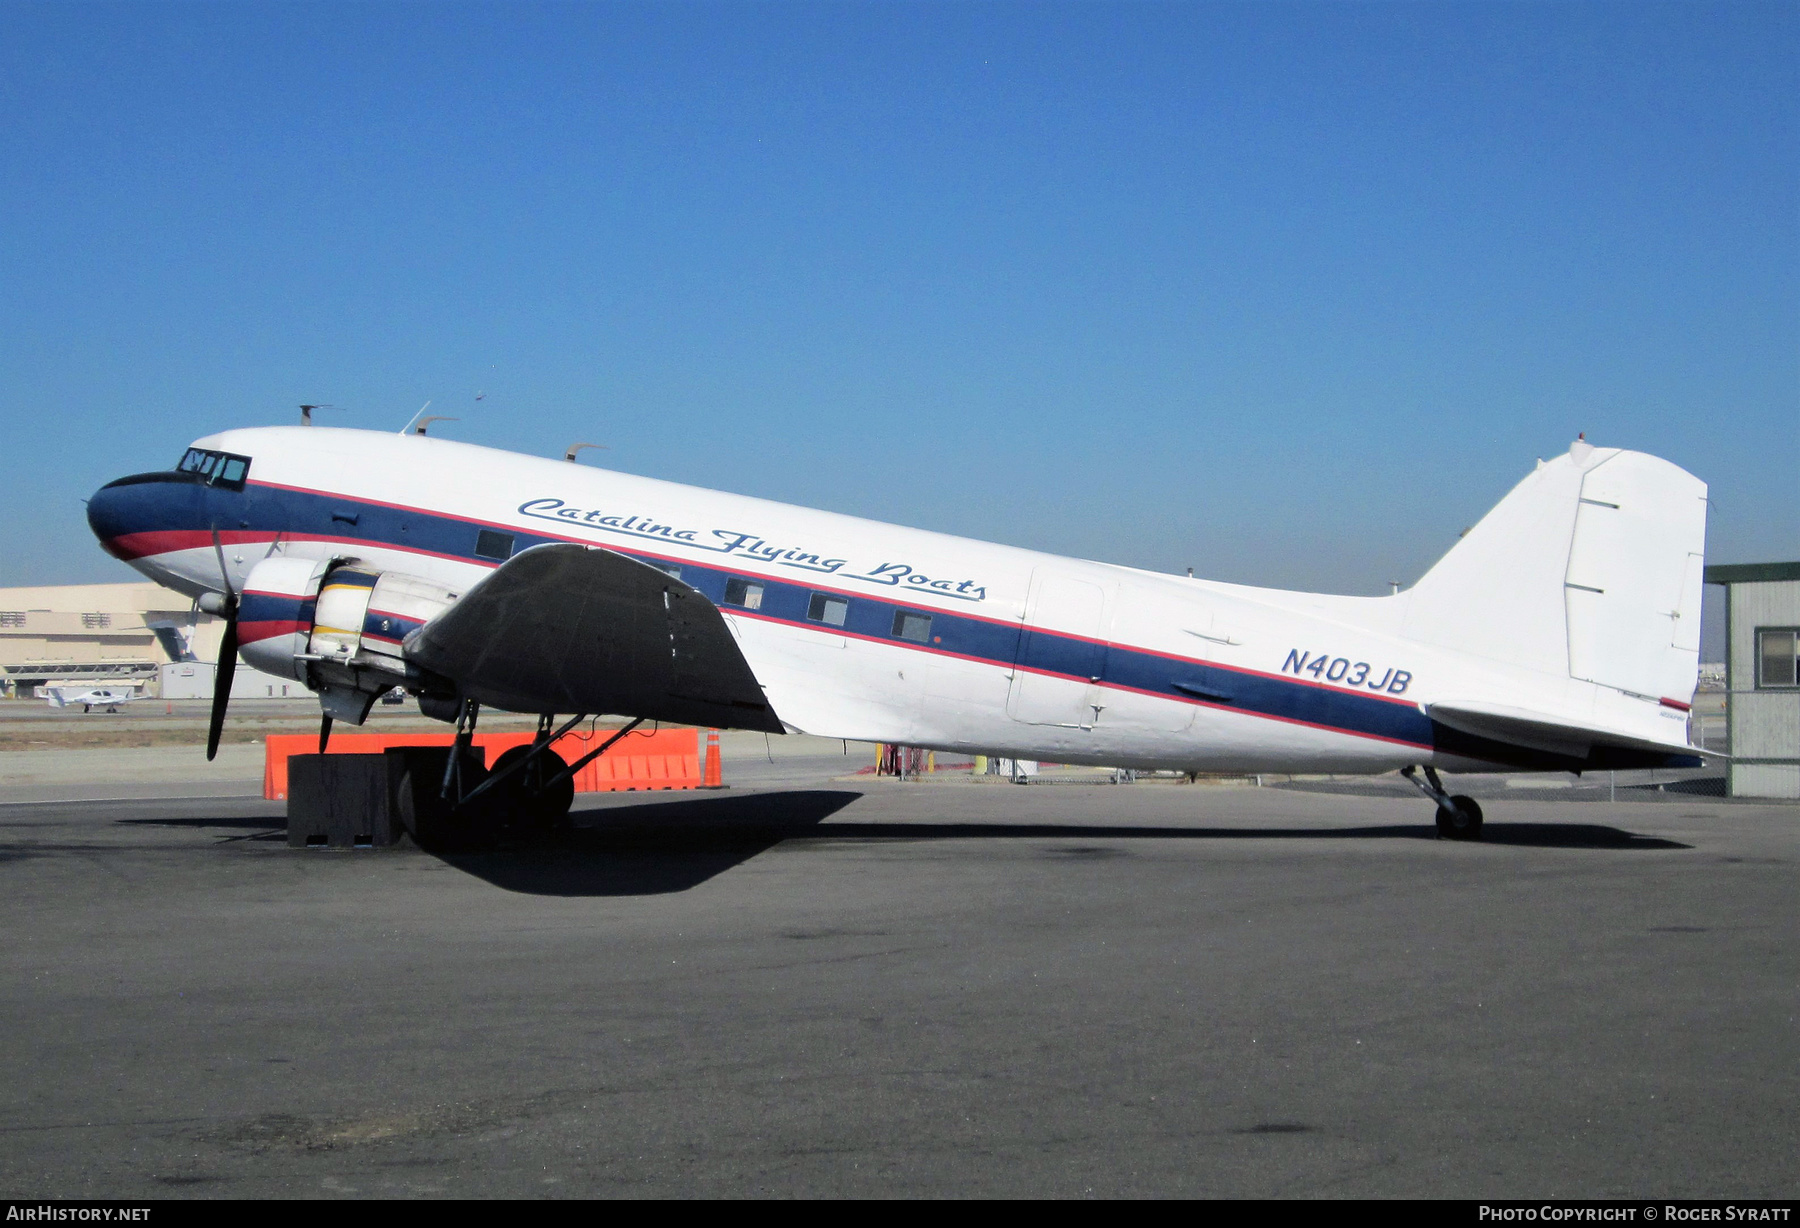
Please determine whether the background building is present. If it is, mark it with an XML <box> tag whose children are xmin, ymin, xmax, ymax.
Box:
<box><xmin>0</xmin><ymin>582</ymin><xmax>216</xmax><ymax>696</ymax></box>
<box><xmin>1705</xmin><ymin>562</ymin><xmax>1800</xmax><ymax>800</ymax></box>
<box><xmin>0</xmin><ymin>582</ymin><xmax>304</xmax><ymax>699</ymax></box>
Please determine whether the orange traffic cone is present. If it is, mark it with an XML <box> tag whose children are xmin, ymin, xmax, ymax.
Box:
<box><xmin>702</xmin><ymin>728</ymin><xmax>724</xmax><ymax>788</ymax></box>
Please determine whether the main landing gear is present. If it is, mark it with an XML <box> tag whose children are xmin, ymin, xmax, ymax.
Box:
<box><xmin>395</xmin><ymin>705</ymin><xmax>643</xmax><ymax>851</ymax></box>
<box><xmin>487</xmin><ymin>743</ymin><xmax>576</xmax><ymax>837</ymax></box>
<box><xmin>1401</xmin><ymin>765</ymin><xmax>1484</xmax><ymax>841</ymax></box>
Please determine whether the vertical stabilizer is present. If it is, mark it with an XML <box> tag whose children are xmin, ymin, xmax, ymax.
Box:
<box><xmin>1403</xmin><ymin>444</ymin><xmax>1707</xmax><ymax>703</ymax></box>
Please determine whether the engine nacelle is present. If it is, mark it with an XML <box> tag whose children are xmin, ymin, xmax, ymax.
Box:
<box><xmin>237</xmin><ymin>556</ymin><xmax>328</xmax><ymax>682</ymax></box>
<box><xmin>237</xmin><ymin>556</ymin><xmax>461</xmax><ymax>719</ymax></box>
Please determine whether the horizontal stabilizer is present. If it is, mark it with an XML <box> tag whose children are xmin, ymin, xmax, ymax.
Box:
<box><xmin>1426</xmin><ymin>700</ymin><xmax>1710</xmax><ymax>761</ymax></box>
<box><xmin>407</xmin><ymin>543</ymin><xmax>783</xmax><ymax>732</ymax></box>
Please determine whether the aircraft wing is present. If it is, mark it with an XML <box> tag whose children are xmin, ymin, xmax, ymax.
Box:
<box><xmin>405</xmin><ymin>542</ymin><xmax>784</xmax><ymax>732</ymax></box>
<box><xmin>1425</xmin><ymin>700</ymin><xmax>1711</xmax><ymax>761</ymax></box>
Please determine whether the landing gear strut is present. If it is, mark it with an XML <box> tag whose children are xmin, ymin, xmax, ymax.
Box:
<box><xmin>435</xmin><ymin>709</ymin><xmax>647</xmax><ymax>847</ymax></box>
<box><xmin>1402</xmin><ymin>765</ymin><xmax>1484</xmax><ymax>841</ymax></box>
<box><xmin>393</xmin><ymin>699</ymin><xmax>503</xmax><ymax>851</ymax></box>
<box><xmin>394</xmin><ymin>707</ymin><xmax>648</xmax><ymax>851</ymax></box>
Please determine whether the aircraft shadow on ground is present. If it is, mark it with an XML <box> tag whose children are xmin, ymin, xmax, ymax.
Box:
<box><xmin>439</xmin><ymin>789</ymin><xmax>864</xmax><ymax>896</ymax></box>
<box><xmin>437</xmin><ymin>791</ymin><xmax>1691</xmax><ymax>897</ymax></box>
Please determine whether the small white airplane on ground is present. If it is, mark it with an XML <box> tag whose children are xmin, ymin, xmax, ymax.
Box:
<box><xmin>85</xmin><ymin>426</ymin><xmax>1710</xmax><ymax>841</ymax></box>
<box><xmin>44</xmin><ymin>683</ymin><xmax>144</xmax><ymax>713</ymax></box>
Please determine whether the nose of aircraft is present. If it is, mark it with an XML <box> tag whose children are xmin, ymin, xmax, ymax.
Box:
<box><xmin>86</xmin><ymin>473</ymin><xmax>190</xmax><ymax>562</ymax></box>
<box><xmin>86</xmin><ymin>477</ymin><xmax>139</xmax><ymax>559</ymax></box>
<box><xmin>87</xmin><ymin>466</ymin><xmax>246</xmax><ymax>568</ymax></box>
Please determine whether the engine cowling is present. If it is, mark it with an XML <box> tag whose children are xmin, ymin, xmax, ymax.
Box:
<box><xmin>237</xmin><ymin>556</ymin><xmax>461</xmax><ymax>719</ymax></box>
<box><xmin>237</xmin><ymin>556</ymin><xmax>328</xmax><ymax>682</ymax></box>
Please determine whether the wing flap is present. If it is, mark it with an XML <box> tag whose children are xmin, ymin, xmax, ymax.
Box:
<box><xmin>406</xmin><ymin>543</ymin><xmax>783</xmax><ymax>732</ymax></box>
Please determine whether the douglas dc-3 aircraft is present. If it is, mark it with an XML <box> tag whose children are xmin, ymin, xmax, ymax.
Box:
<box><xmin>85</xmin><ymin>426</ymin><xmax>1709</xmax><ymax>841</ymax></box>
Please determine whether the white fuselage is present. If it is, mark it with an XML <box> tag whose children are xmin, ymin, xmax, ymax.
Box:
<box><xmin>99</xmin><ymin>427</ymin><xmax>1667</xmax><ymax>774</ymax></box>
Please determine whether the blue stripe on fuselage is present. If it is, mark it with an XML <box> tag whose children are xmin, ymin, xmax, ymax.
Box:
<box><xmin>129</xmin><ymin>477</ymin><xmax>1466</xmax><ymax>755</ymax></box>
<box><xmin>255</xmin><ymin>479</ymin><xmax>1442</xmax><ymax>749</ymax></box>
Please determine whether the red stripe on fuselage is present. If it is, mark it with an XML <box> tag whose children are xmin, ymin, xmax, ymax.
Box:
<box><xmin>239</xmin><ymin>481</ymin><xmax>1422</xmax><ymax>710</ymax></box>
<box><xmin>103</xmin><ymin>528</ymin><xmax>489</xmax><ymax>570</ymax></box>
<box><xmin>105</xmin><ymin>529</ymin><xmax>265</xmax><ymax>560</ymax></box>
<box><xmin>722</xmin><ymin>608</ymin><xmax>1435</xmax><ymax>752</ymax></box>
<box><xmin>112</xmin><ymin>485</ymin><xmax>1426</xmax><ymax>745</ymax></box>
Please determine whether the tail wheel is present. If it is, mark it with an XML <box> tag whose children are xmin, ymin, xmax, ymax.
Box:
<box><xmin>1436</xmin><ymin>794</ymin><xmax>1484</xmax><ymax>841</ymax></box>
<box><xmin>488</xmin><ymin>745</ymin><xmax>575</xmax><ymax>838</ymax></box>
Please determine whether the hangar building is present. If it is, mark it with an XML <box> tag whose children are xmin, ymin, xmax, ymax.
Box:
<box><xmin>1705</xmin><ymin>562</ymin><xmax>1800</xmax><ymax>800</ymax></box>
<box><xmin>0</xmin><ymin>582</ymin><xmax>217</xmax><ymax>696</ymax></box>
<box><xmin>0</xmin><ymin>582</ymin><xmax>304</xmax><ymax>699</ymax></box>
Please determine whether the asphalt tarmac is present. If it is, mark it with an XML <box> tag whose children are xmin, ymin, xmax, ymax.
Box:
<box><xmin>1</xmin><ymin>768</ymin><xmax>1793</xmax><ymax>1198</ymax></box>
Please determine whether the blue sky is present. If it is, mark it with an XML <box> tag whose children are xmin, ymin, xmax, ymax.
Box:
<box><xmin>2</xmin><ymin>1</ymin><xmax>1793</xmax><ymax>654</ymax></box>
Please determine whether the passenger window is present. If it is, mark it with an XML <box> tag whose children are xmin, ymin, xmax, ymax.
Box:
<box><xmin>724</xmin><ymin>578</ymin><xmax>764</xmax><ymax>609</ymax></box>
<box><xmin>649</xmin><ymin>561</ymin><xmax>682</xmax><ymax>580</ymax></box>
<box><xmin>475</xmin><ymin>530</ymin><xmax>515</xmax><ymax>561</ymax></box>
<box><xmin>892</xmin><ymin>611</ymin><xmax>931</xmax><ymax>643</ymax></box>
<box><xmin>807</xmin><ymin>593</ymin><xmax>848</xmax><ymax>627</ymax></box>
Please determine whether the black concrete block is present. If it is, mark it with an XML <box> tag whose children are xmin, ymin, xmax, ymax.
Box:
<box><xmin>287</xmin><ymin>754</ymin><xmax>396</xmax><ymax>849</ymax></box>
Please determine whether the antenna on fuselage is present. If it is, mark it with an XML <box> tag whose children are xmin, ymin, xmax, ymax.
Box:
<box><xmin>413</xmin><ymin>416</ymin><xmax>459</xmax><ymax>436</ymax></box>
<box><xmin>299</xmin><ymin>404</ymin><xmax>341</xmax><ymax>426</ymax></box>
<box><xmin>398</xmin><ymin>401</ymin><xmax>433</xmax><ymax>435</ymax></box>
<box><xmin>565</xmin><ymin>442</ymin><xmax>609</xmax><ymax>462</ymax></box>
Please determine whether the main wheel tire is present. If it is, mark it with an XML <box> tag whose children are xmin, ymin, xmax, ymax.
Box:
<box><xmin>1435</xmin><ymin>794</ymin><xmax>1484</xmax><ymax>841</ymax></box>
<box><xmin>488</xmin><ymin>746</ymin><xmax>575</xmax><ymax>840</ymax></box>
<box><xmin>397</xmin><ymin>763</ymin><xmax>497</xmax><ymax>852</ymax></box>
<box><xmin>535</xmin><ymin>749</ymin><xmax>575</xmax><ymax>834</ymax></box>
<box><xmin>395</xmin><ymin>765</ymin><xmax>448</xmax><ymax>849</ymax></box>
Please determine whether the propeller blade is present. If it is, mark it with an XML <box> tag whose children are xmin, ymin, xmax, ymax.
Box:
<box><xmin>206</xmin><ymin>611</ymin><xmax>238</xmax><ymax>762</ymax></box>
<box><xmin>318</xmin><ymin>713</ymin><xmax>333</xmax><ymax>754</ymax></box>
<box><xmin>204</xmin><ymin>525</ymin><xmax>242</xmax><ymax>763</ymax></box>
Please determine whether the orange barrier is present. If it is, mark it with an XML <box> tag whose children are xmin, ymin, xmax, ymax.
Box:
<box><xmin>263</xmin><ymin>726</ymin><xmax>700</xmax><ymax>800</ymax></box>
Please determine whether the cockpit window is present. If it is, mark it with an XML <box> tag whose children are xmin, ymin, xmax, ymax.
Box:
<box><xmin>176</xmin><ymin>448</ymin><xmax>252</xmax><ymax>491</ymax></box>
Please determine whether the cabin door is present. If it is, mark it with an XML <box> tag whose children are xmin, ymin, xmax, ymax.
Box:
<box><xmin>1006</xmin><ymin>569</ymin><xmax>1113</xmax><ymax>729</ymax></box>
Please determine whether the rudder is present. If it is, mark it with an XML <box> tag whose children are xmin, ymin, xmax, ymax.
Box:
<box><xmin>1562</xmin><ymin>450</ymin><xmax>1707</xmax><ymax>703</ymax></box>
